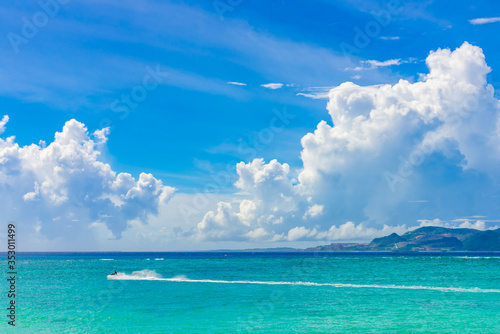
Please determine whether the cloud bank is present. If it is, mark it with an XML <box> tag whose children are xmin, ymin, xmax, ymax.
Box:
<box><xmin>3</xmin><ymin>42</ymin><xmax>500</xmax><ymax>249</ymax></box>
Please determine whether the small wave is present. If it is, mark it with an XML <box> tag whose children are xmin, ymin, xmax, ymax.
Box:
<box><xmin>452</xmin><ymin>256</ymin><xmax>500</xmax><ymax>259</ymax></box>
<box><xmin>425</xmin><ymin>256</ymin><xmax>500</xmax><ymax>259</ymax></box>
<box><xmin>100</xmin><ymin>259</ymin><xmax>114</xmax><ymax>261</ymax></box>
<box><xmin>154</xmin><ymin>258</ymin><xmax>164</xmax><ymax>261</ymax></box>
<box><xmin>108</xmin><ymin>270</ymin><xmax>500</xmax><ymax>293</ymax></box>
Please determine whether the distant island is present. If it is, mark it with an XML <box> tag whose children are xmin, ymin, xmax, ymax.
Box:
<box><xmin>306</xmin><ymin>226</ymin><xmax>500</xmax><ymax>252</ymax></box>
<box><xmin>212</xmin><ymin>226</ymin><xmax>500</xmax><ymax>252</ymax></box>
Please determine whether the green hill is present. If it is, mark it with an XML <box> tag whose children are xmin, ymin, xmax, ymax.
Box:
<box><xmin>305</xmin><ymin>226</ymin><xmax>499</xmax><ymax>252</ymax></box>
<box><xmin>401</xmin><ymin>226</ymin><xmax>478</xmax><ymax>241</ymax></box>
<box><xmin>418</xmin><ymin>237</ymin><xmax>463</xmax><ymax>249</ymax></box>
<box><xmin>369</xmin><ymin>233</ymin><xmax>406</xmax><ymax>248</ymax></box>
<box><xmin>462</xmin><ymin>229</ymin><xmax>500</xmax><ymax>251</ymax></box>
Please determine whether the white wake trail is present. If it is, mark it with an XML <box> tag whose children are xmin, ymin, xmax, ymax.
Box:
<box><xmin>107</xmin><ymin>270</ymin><xmax>500</xmax><ymax>294</ymax></box>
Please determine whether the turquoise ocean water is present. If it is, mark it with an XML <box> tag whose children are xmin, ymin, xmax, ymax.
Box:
<box><xmin>2</xmin><ymin>252</ymin><xmax>500</xmax><ymax>333</ymax></box>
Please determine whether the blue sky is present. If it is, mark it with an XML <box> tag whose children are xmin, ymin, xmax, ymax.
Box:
<box><xmin>1</xmin><ymin>0</ymin><xmax>500</xmax><ymax>250</ymax></box>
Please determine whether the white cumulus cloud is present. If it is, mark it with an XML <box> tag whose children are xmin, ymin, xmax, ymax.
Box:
<box><xmin>417</xmin><ymin>218</ymin><xmax>499</xmax><ymax>230</ymax></box>
<box><xmin>227</xmin><ymin>81</ymin><xmax>247</xmax><ymax>86</ymax></box>
<box><xmin>0</xmin><ymin>115</ymin><xmax>8</xmax><ymax>134</ymax></box>
<box><xmin>191</xmin><ymin>42</ymin><xmax>500</xmax><ymax>243</ymax></box>
<box><xmin>364</xmin><ymin>58</ymin><xmax>402</xmax><ymax>68</ymax></box>
<box><xmin>0</xmin><ymin>118</ymin><xmax>175</xmax><ymax>248</ymax></box>
<box><xmin>469</xmin><ymin>17</ymin><xmax>500</xmax><ymax>25</ymax></box>
<box><xmin>348</xmin><ymin>58</ymin><xmax>417</xmax><ymax>71</ymax></box>
<box><xmin>193</xmin><ymin>158</ymin><xmax>298</xmax><ymax>241</ymax></box>
<box><xmin>261</xmin><ymin>83</ymin><xmax>284</xmax><ymax>89</ymax></box>
<box><xmin>380</xmin><ymin>36</ymin><xmax>400</xmax><ymax>40</ymax></box>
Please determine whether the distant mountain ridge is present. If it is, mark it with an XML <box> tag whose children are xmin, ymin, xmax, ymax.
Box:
<box><xmin>305</xmin><ymin>226</ymin><xmax>500</xmax><ymax>252</ymax></box>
